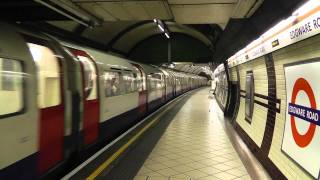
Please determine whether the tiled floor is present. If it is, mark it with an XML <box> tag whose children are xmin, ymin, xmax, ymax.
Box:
<box><xmin>134</xmin><ymin>88</ymin><xmax>251</xmax><ymax>180</ymax></box>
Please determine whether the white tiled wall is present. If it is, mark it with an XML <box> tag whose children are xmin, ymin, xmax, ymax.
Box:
<box><xmin>230</xmin><ymin>34</ymin><xmax>320</xmax><ymax>179</ymax></box>
<box><xmin>235</xmin><ymin>56</ymin><xmax>268</xmax><ymax>147</ymax></box>
<box><xmin>268</xmin><ymin>34</ymin><xmax>320</xmax><ymax>180</ymax></box>
<box><xmin>230</xmin><ymin>67</ymin><xmax>237</xmax><ymax>82</ymax></box>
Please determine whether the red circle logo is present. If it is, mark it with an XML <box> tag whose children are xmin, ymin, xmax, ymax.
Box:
<box><xmin>290</xmin><ymin>78</ymin><xmax>316</xmax><ymax>147</ymax></box>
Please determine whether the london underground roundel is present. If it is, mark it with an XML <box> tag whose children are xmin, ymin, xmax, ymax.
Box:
<box><xmin>282</xmin><ymin>61</ymin><xmax>320</xmax><ymax>178</ymax></box>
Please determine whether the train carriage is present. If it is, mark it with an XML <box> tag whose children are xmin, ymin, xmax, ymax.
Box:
<box><xmin>131</xmin><ymin>63</ymin><xmax>166</xmax><ymax>112</ymax></box>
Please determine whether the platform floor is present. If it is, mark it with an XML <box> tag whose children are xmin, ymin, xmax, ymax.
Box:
<box><xmin>133</xmin><ymin>88</ymin><xmax>250</xmax><ymax>180</ymax></box>
<box><xmin>65</xmin><ymin>87</ymin><xmax>270</xmax><ymax>180</ymax></box>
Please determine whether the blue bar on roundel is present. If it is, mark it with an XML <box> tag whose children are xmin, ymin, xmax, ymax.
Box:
<box><xmin>288</xmin><ymin>103</ymin><xmax>320</xmax><ymax>126</ymax></box>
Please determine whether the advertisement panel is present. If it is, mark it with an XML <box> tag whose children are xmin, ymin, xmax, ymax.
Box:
<box><xmin>282</xmin><ymin>60</ymin><xmax>320</xmax><ymax>178</ymax></box>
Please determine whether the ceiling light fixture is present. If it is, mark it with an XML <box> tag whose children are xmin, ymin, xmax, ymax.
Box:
<box><xmin>158</xmin><ymin>24</ymin><xmax>165</xmax><ymax>32</ymax></box>
<box><xmin>165</xmin><ymin>33</ymin><xmax>170</xmax><ymax>39</ymax></box>
<box><xmin>153</xmin><ymin>18</ymin><xmax>170</xmax><ymax>39</ymax></box>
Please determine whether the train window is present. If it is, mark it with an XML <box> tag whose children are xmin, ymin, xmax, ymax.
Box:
<box><xmin>122</xmin><ymin>72</ymin><xmax>136</xmax><ymax>93</ymax></box>
<box><xmin>2</xmin><ymin>59</ymin><xmax>15</xmax><ymax>91</ymax></box>
<box><xmin>0</xmin><ymin>58</ymin><xmax>24</xmax><ymax>116</ymax></box>
<box><xmin>245</xmin><ymin>71</ymin><xmax>254</xmax><ymax>123</ymax></box>
<box><xmin>133</xmin><ymin>66</ymin><xmax>142</xmax><ymax>91</ymax></box>
<box><xmin>28</xmin><ymin>43</ymin><xmax>61</xmax><ymax>108</ymax></box>
<box><xmin>77</xmin><ymin>55</ymin><xmax>97</xmax><ymax>100</ymax></box>
<box><xmin>154</xmin><ymin>74</ymin><xmax>163</xmax><ymax>89</ymax></box>
<box><xmin>148</xmin><ymin>73</ymin><xmax>162</xmax><ymax>90</ymax></box>
<box><xmin>147</xmin><ymin>77</ymin><xmax>154</xmax><ymax>90</ymax></box>
<box><xmin>104</xmin><ymin>71</ymin><xmax>120</xmax><ymax>97</ymax></box>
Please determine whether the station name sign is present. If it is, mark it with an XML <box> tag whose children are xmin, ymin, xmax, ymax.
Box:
<box><xmin>290</xmin><ymin>17</ymin><xmax>320</xmax><ymax>39</ymax></box>
<box><xmin>288</xmin><ymin>103</ymin><xmax>320</xmax><ymax>124</ymax></box>
<box><xmin>227</xmin><ymin>3</ymin><xmax>320</xmax><ymax>68</ymax></box>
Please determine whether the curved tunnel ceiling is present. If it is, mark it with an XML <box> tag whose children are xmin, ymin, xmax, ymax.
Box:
<box><xmin>112</xmin><ymin>21</ymin><xmax>213</xmax><ymax>53</ymax></box>
<box><xmin>6</xmin><ymin>0</ymin><xmax>271</xmax><ymax>65</ymax></box>
<box><xmin>7</xmin><ymin>0</ymin><xmax>304</xmax><ymax>76</ymax></box>
<box><xmin>48</xmin><ymin>19</ymin><xmax>216</xmax><ymax>56</ymax></box>
<box><xmin>45</xmin><ymin>19</ymin><xmax>216</xmax><ymax>76</ymax></box>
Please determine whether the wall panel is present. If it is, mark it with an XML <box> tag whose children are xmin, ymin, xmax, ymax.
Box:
<box><xmin>236</xmin><ymin>56</ymin><xmax>268</xmax><ymax>147</ymax></box>
<box><xmin>227</xmin><ymin>35</ymin><xmax>320</xmax><ymax>179</ymax></box>
<box><xmin>267</xmin><ymin>34</ymin><xmax>320</xmax><ymax>180</ymax></box>
<box><xmin>230</xmin><ymin>67</ymin><xmax>237</xmax><ymax>82</ymax></box>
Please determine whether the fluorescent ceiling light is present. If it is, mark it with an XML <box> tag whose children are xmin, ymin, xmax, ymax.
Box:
<box><xmin>165</xmin><ymin>33</ymin><xmax>170</xmax><ymax>39</ymax></box>
<box><xmin>158</xmin><ymin>24</ymin><xmax>164</xmax><ymax>32</ymax></box>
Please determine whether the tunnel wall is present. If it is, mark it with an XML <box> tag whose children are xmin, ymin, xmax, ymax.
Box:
<box><xmin>128</xmin><ymin>33</ymin><xmax>212</xmax><ymax>63</ymax></box>
<box><xmin>217</xmin><ymin>34</ymin><xmax>320</xmax><ymax>179</ymax></box>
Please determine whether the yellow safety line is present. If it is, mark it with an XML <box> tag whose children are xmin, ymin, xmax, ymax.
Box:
<box><xmin>86</xmin><ymin>100</ymin><xmax>178</xmax><ymax>180</ymax></box>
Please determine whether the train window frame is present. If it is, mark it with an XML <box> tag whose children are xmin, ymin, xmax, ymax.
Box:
<box><xmin>103</xmin><ymin>70</ymin><xmax>122</xmax><ymax>97</ymax></box>
<box><xmin>148</xmin><ymin>73</ymin><xmax>162</xmax><ymax>90</ymax></box>
<box><xmin>0</xmin><ymin>57</ymin><xmax>26</xmax><ymax>119</ymax></box>
<box><xmin>2</xmin><ymin>59</ymin><xmax>15</xmax><ymax>91</ymax></box>
<box><xmin>122</xmin><ymin>71</ymin><xmax>137</xmax><ymax>94</ymax></box>
<box><xmin>245</xmin><ymin>70</ymin><xmax>254</xmax><ymax>123</ymax></box>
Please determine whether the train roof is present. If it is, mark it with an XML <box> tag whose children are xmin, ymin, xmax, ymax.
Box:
<box><xmin>60</xmin><ymin>40</ymin><xmax>135</xmax><ymax>71</ymax></box>
<box><xmin>129</xmin><ymin>61</ymin><xmax>162</xmax><ymax>75</ymax></box>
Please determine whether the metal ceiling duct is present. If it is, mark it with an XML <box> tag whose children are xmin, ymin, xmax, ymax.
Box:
<box><xmin>34</xmin><ymin>0</ymin><xmax>102</xmax><ymax>27</ymax></box>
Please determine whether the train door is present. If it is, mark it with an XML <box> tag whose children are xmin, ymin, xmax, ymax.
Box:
<box><xmin>69</xmin><ymin>49</ymin><xmax>100</xmax><ymax>146</ymax></box>
<box><xmin>27</xmin><ymin>41</ymin><xmax>65</xmax><ymax>174</ymax></box>
<box><xmin>132</xmin><ymin>64</ymin><xmax>147</xmax><ymax>116</ymax></box>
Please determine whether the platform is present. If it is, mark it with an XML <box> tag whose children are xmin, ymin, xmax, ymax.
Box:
<box><xmin>63</xmin><ymin>87</ymin><xmax>270</xmax><ymax>180</ymax></box>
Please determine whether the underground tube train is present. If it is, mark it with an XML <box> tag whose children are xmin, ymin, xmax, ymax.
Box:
<box><xmin>0</xmin><ymin>23</ymin><xmax>207</xmax><ymax>179</ymax></box>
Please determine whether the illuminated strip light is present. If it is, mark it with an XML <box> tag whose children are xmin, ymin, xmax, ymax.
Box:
<box><xmin>165</xmin><ymin>33</ymin><xmax>170</xmax><ymax>39</ymax></box>
<box><xmin>154</xmin><ymin>18</ymin><xmax>170</xmax><ymax>38</ymax></box>
<box><xmin>158</xmin><ymin>24</ymin><xmax>165</xmax><ymax>32</ymax></box>
<box><xmin>227</xmin><ymin>0</ymin><xmax>320</xmax><ymax>68</ymax></box>
<box><xmin>293</xmin><ymin>0</ymin><xmax>319</xmax><ymax>17</ymax></box>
